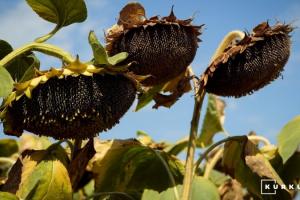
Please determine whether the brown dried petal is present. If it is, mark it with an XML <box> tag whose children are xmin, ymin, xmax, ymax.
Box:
<box><xmin>118</xmin><ymin>2</ymin><xmax>146</xmax><ymax>28</ymax></box>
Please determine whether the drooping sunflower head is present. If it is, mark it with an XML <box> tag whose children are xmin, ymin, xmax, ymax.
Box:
<box><xmin>106</xmin><ymin>3</ymin><xmax>203</xmax><ymax>86</ymax></box>
<box><xmin>202</xmin><ymin>22</ymin><xmax>293</xmax><ymax>97</ymax></box>
<box><xmin>0</xmin><ymin>59</ymin><xmax>137</xmax><ymax>139</ymax></box>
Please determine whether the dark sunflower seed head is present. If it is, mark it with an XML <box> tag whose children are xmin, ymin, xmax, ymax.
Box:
<box><xmin>5</xmin><ymin>74</ymin><xmax>136</xmax><ymax>139</ymax></box>
<box><xmin>107</xmin><ymin>3</ymin><xmax>203</xmax><ymax>86</ymax></box>
<box><xmin>204</xmin><ymin>22</ymin><xmax>293</xmax><ymax>97</ymax></box>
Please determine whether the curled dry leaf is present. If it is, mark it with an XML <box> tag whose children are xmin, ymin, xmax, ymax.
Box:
<box><xmin>222</xmin><ymin>136</ymin><xmax>290</xmax><ymax>198</ymax></box>
<box><xmin>245</xmin><ymin>154</ymin><xmax>279</xmax><ymax>180</ymax></box>
<box><xmin>135</xmin><ymin>67</ymin><xmax>192</xmax><ymax>110</ymax></box>
<box><xmin>118</xmin><ymin>2</ymin><xmax>146</xmax><ymax>27</ymax></box>
<box><xmin>153</xmin><ymin>68</ymin><xmax>192</xmax><ymax>109</ymax></box>
<box><xmin>218</xmin><ymin>179</ymin><xmax>243</xmax><ymax>200</ymax></box>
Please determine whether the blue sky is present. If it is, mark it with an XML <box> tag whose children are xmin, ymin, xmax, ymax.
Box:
<box><xmin>0</xmin><ymin>0</ymin><xmax>299</xmax><ymax>146</ymax></box>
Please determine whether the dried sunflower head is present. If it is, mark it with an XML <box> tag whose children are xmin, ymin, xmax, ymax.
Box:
<box><xmin>0</xmin><ymin>59</ymin><xmax>136</xmax><ymax>139</ymax></box>
<box><xmin>106</xmin><ymin>3</ymin><xmax>203</xmax><ymax>86</ymax></box>
<box><xmin>203</xmin><ymin>22</ymin><xmax>293</xmax><ymax>97</ymax></box>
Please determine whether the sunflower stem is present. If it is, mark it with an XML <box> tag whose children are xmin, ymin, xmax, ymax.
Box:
<box><xmin>203</xmin><ymin>148</ymin><xmax>223</xmax><ymax>179</ymax></box>
<box><xmin>210</xmin><ymin>30</ymin><xmax>245</xmax><ymax>63</ymax></box>
<box><xmin>248</xmin><ymin>135</ymin><xmax>271</xmax><ymax>146</ymax></box>
<box><xmin>181</xmin><ymin>30</ymin><xmax>244</xmax><ymax>198</ymax></box>
<box><xmin>181</xmin><ymin>67</ymin><xmax>206</xmax><ymax>200</ymax></box>
<box><xmin>0</xmin><ymin>42</ymin><xmax>75</xmax><ymax>68</ymax></box>
<box><xmin>71</xmin><ymin>139</ymin><xmax>82</xmax><ymax>160</ymax></box>
<box><xmin>34</xmin><ymin>24</ymin><xmax>61</xmax><ymax>43</ymax></box>
<box><xmin>181</xmin><ymin>85</ymin><xmax>205</xmax><ymax>200</ymax></box>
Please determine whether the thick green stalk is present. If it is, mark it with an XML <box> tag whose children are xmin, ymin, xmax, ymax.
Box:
<box><xmin>0</xmin><ymin>42</ymin><xmax>75</xmax><ymax>68</ymax></box>
<box><xmin>181</xmin><ymin>87</ymin><xmax>206</xmax><ymax>200</ymax></box>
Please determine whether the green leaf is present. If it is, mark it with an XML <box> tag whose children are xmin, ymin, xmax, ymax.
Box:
<box><xmin>136</xmin><ymin>130</ymin><xmax>153</xmax><ymax>146</ymax></box>
<box><xmin>107</xmin><ymin>52</ymin><xmax>128</xmax><ymax>65</ymax></box>
<box><xmin>166</xmin><ymin>138</ymin><xmax>188</xmax><ymax>156</ymax></box>
<box><xmin>73</xmin><ymin>180</ymin><xmax>94</xmax><ymax>200</ymax></box>
<box><xmin>281</xmin><ymin>152</ymin><xmax>300</xmax><ymax>184</ymax></box>
<box><xmin>190</xmin><ymin>176</ymin><xmax>220</xmax><ymax>200</ymax></box>
<box><xmin>26</xmin><ymin>0</ymin><xmax>87</xmax><ymax>42</ymax></box>
<box><xmin>0</xmin><ymin>192</ymin><xmax>19</xmax><ymax>200</ymax></box>
<box><xmin>208</xmin><ymin>169</ymin><xmax>229</xmax><ymax>187</ymax></box>
<box><xmin>0</xmin><ymin>40</ymin><xmax>13</xmax><ymax>59</ymax></box>
<box><xmin>26</xmin><ymin>0</ymin><xmax>87</xmax><ymax>27</ymax></box>
<box><xmin>136</xmin><ymin>130</ymin><xmax>150</xmax><ymax>137</ymax></box>
<box><xmin>142</xmin><ymin>189</ymin><xmax>161</xmax><ymax>200</ymax></box>
<box><xmin>92</xmin><ymin>139</ymin><xmax>184</xmax><ymax>200</ymax></box>
<box><xmin>141</xmin><ymin>176</ymin><xmax>220</xmax><ymax>200</ymax></box>
<box><xmin>135</xmin><ymin>84</ymin><xmax>164</xmax><ymax>111</ymax></box>
<box><xmin>8</xmin><ymin>53</ymin><xmax>40</xmax><ymax>83</ymax></box>
<box><xmin>198</xmin><ymin>94</ymin><xmax>225</xmax><ymax>148</ymax></box>
<box><xmin>277</xmin><ymin>115</ymin><xmax>300</xmax><ymax>163</ymax></box>
<box><xmin>89</xmin><ymin>31</ymin><xmax>128</xmax><ymax>66</ymax></box>
<box><xmin>18</xmin><ymin>55</ymin><xmax>40</xmax><ymax>82</ymax></box>
<box><xmin>0</xmin><ymin>39</ymin><xmax>40</xmax><ymax>82</ymax></box>
<box><xmin>0</xmin><ymin>66</ymin><xmax>14</xmax><ymax>98</ymax></box>
<box><xmin>0</xmin><ymin>160</ymin><xmax>13</xmax><ymax>179</ymax></box>
<box><xmin>88</xmin><ymin>31</ymin><xmax>109</xmax><ymax>65</ymax></box>
<box><xmin>0</xmin><ymin>139</ymin><xmax>18</xmax><ymax>157</ymax></box>
<box><xmin>16</xmin><ymin>144</ymin><xmax>72</xmax><ymax>200</ymax></box>
<box><xmin>222</xmin><ymin>138</ymin><xmax>261</xmax><ymax>198</ymax></box>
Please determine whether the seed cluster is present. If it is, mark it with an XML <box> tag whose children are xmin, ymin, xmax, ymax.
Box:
<box><xmin>204</xmin><ymin>23</ymin><xmax>292</xmax><ymax>97</ymax></box>
<box><xmin>110</xmin><ymin>23</ymin><xmax>199</xmax><ymax>85</ymax></box>
<box><xmin>6</xmin><ymin>74</ymin><xmax>136</xmax><ymax>139</ymax></box>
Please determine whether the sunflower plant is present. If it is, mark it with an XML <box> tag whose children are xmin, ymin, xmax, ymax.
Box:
<box><xmin>0</xmin><ymin>1</ymin><xmax>299</xmax><ymax>200</ymax></box>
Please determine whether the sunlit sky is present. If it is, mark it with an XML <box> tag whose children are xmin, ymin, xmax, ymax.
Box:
<box><xmin>0</xmin><ymin>0</ymin><xmax>299</xmax><ymax>145</ymax></box>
